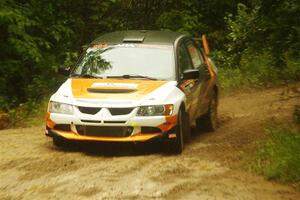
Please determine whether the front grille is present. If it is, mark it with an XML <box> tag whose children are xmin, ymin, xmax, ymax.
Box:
<box><xmin>108</xmin><ymin>108</ymin><xmax>134</xmax><ymax>115</ymax></box>
<box><xmin>76</xmin><ymin>125</ymin><xmax>133</xmax><ymax>137</ymax></box>
<box><xmin>78</xmin><ymin>107</ymin><xmax>101</xmax><ymax>115</ymax></box>
<box><xmin>54</xmin><ymin>124</ymin><xmax>71</xmax><ymax>131</ymax></box>
<box><xmin>141</xmin><ymin>127</ymin><xmax>162</xmax><ymax>134</ymax></box>
<box><xmin>77</xmin><ymin>107</ymin><xmax>134</xmax><ymax>115</ymax></box>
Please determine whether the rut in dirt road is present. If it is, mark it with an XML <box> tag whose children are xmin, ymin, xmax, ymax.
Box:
<box><xmin>0</xmin><ymin>85</ymin><xmax>300</xmax><ymax>200</ymax></box>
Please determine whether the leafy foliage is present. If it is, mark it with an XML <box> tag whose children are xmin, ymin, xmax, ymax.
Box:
<box><xmin>77</xmin><ymin>48</ymin><xmax>112</xmax><ymax>75</ymax></box>
<box><xmin>0</xmin><ymin>0</ymin><xmax>299</xmax><ymax>110</ymax></box>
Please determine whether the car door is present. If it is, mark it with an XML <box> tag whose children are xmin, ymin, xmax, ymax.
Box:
<box><xmin>177</xmin><ymin>40</ymin><xmax>201</xmax><ymax>123</ymax></box>
<box><xmin>184</xmin><ymin>40</ymin><xmax>211</xmax><ymax>119</ymax></box>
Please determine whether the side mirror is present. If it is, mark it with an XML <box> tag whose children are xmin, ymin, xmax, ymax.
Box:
<box><xmin>182</xmin><ymin>69</ymin><xmax>200</xmax><ymax>80</ymax></box>
<box><xmin>58</xmin><ymin>67</ymin><xmax>71</xmax><ymax>76</ymax></box>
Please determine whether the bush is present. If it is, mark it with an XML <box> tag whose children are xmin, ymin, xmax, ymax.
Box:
<box><xmin>216</xmin><ymin>48</ymin><xmax>299</xmax><ymax>91</ymax></box>
<box><xmin>217</xmin><ymin>50</ymin><xmax>280</xmax><ymax>91</ymax></box>
<box><xmin>253</xmin><ymin>124</ymin><xmax>300</xmax><ymax>185</ymax></box>
<box><xmin>240</xmin><ymin>49</ymin><xmax>284</xmax><ymax>86</ymax></box>
<box><xmin>284</xmin><ymin>54</ymin><xmax>300</xmax><ymax>81</ymax></box>
<box><xmin>218</xmin><ymin>67</ymin><xmax>246</xmax><ymax>90</ymax></box>
<box><xmin>7</xmin><ymin>99</ymin><xmax>48</xmax><ymax>128</ymax></box>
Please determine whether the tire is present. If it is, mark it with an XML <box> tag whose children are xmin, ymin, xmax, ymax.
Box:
<box><xmin>197</xmin><ymin>91</ymin><xmax>218</xmax><ymax>132</ymax></box>
<box><xmin>53</xmin><ymin>137</ymin><xmax>65</xmax><ymax>148</ymax></box>
<box><xmin>183</xmin><ymin>111</ymin><xmax>191</xmax><ymax>143</ymax></box>
<box><xmin>167</xmin><ymin>108</ymin><xmax>185</xmax><ymax>154</ymax></box>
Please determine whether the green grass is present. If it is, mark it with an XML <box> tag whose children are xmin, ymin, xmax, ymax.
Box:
<box><xmin>252</xmin><ymin>123</ymin><xmax>300</xmax><ymax>186</ymax></box>
<box><xmin>216</xmin><ymin>48</ymin><xmax>300</xmax><ymax>93</ymax></box>
<box><xmin>217</xmin><ymin>66</ymin><xmax>284</xmax><ymax>93</ymax></box>
<box><xmin>7</xmin><ymin>99</ymin><xmax>48</xmax><ymax>128</ymax></box>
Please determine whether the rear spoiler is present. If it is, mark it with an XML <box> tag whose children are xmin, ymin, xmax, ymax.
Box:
<box><xmin>192</xmin><ymin>35</ymin><xmax>210</xmax><ymax>56</ymax></box>
<box><xmin>193</xmin><ymin>35</ymin><xmax>215</xmax><ymax>78</ymax></box>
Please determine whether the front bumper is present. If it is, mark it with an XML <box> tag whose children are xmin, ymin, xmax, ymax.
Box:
<box><xmin>45</xmin><ymin>112</ymin><xmax>177</xmax><ymax>142</ymax></box>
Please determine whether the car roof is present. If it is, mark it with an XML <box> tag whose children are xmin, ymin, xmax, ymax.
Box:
<box><xmin>91</xmin><ymin>30</ymin><xmax>185</xmax><ymax>46</ymax></box>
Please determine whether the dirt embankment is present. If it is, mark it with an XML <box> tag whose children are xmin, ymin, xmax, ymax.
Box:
<box><xmin>0</xmin><ymin>84</ymin><xmax>299</xmax><ymax>200</ymax></box>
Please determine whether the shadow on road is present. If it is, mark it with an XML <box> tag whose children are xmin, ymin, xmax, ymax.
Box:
<box><xmin>49</xmin><ymin>140</ymin><xmax>166</xmax><ymax>157</ymax></box>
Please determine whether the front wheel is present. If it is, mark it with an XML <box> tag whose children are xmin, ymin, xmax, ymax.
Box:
<box><xmin>167</xmin><ymin>108</ymin><xmax>185</xmax><ymax>154</ymax></box>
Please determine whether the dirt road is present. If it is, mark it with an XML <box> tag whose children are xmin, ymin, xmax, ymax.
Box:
<box><xmin>1</xmin><ymin>85</ymin><xmax>299</xmax><ymax>200</ymax></box>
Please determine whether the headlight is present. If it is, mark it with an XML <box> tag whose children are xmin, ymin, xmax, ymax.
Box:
<box><xmin>137</xmin><ymin>104</ymin><xmax>173</xmax><ymax>116</ymax></box>
<box><xmin>48</xmin><ymin>101</ymin><xmax>73</xmax><ymax>114</ymax></box>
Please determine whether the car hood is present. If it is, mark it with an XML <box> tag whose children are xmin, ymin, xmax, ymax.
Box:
<box><xmin>71</xmin><ymin>78</ymin><xmax>168</xmax><ymax>100</ymax></box>
<box><xmin>51</xmin><ymin>78</ymin><xmax>183</xmax><ymax>109</ymax></box>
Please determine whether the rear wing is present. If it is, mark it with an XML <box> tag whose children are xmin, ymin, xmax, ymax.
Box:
<box><xmin>193</xmin><ymin>35</ymin><xmax>215</xmax><ymax>78</ymax></box>
<box><xmin>192</xmin><ymin>35</ymin><xmax>210</xmax><ymax>56</ymax></box>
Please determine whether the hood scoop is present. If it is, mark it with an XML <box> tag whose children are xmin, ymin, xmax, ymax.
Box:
<box><xmin>71</xmin><ymin>79</ymin><xmax>168</xmax><ymax>99</ymax></box>
<box><xmin>87</xmin><ymin>88</ymin><xmax>136</xmax><ymax>93</ymax></box>
<box><xmin>87</xmin><ymin>82</ymin><xmax>138</xmax><ymax>93</ymax></box>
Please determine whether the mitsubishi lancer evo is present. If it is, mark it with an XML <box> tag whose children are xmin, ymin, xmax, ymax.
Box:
<box><xmin>45</xmin><ymin>30</ymin><xmax>219</xmax><ymax>154</ymax></box>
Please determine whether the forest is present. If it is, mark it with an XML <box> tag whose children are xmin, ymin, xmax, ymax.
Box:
<box><xmin>1</xmin><ymin>0</ymin><xmax>299</xmax><ymax>110</ymax></box>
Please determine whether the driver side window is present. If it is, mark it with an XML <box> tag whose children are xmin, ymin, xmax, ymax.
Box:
<box><xmin>185</xmin><ymin>41</ymin><xmax>203</xmax><ymax>68</ymax></box>
<box><xmin>179</xmin><ymin>43</ymin><xmax>193</xmax><ymax>75</ymax></box>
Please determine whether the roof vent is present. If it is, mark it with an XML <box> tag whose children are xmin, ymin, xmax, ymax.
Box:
<box><xmin>123</xmin><ymin>36</ymin><xmax>144</xmax><ymax>43</ymax></box>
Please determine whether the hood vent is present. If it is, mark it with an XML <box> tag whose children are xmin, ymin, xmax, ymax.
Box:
<box><xmin>123</xmin><ymin>36</ymin><xmax>144</xmax><ymax>43</ymax></box>
<box><xmin>87</xmin><ymin>88</ymin><xmax>136</xmax><ymax>93</ymax></box>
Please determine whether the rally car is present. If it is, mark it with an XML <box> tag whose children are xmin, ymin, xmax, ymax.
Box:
<box><xmin>45</xmin><ymin>30</ymin><xmax>218</xmax><ymax>154</ymax></box>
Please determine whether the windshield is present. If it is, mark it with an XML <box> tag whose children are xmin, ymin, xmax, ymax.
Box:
<box><xmin>72</xmin><ymin>44</ymin><xmax>175</xmax><ymax>80</ymax></box>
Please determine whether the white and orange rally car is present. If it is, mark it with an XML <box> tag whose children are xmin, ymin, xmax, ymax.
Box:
<box><xmin>45</xmin><ymin>30</ymin><xmax>218</xmax><ymax>154</ymax></box>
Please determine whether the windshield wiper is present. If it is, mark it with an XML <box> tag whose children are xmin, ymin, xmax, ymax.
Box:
<box><xmin>107</xmin><ymin>74</ymin><xmax>158</xmax><ymax>80</ymax></box>
<box><xmin>71</xmin><ymin>74</ymin><xmax>103</xmax><ymax>79</ymax></box>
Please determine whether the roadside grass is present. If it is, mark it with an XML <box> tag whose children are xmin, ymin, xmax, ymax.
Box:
<box><xmin>7</xmin><ymin>99</ymin><xmax>48</xmax><ymax>128</ymax></box>
<box><xmin>218</xmin><ymin>67</ymin><xmax>285</xmax><ymax>93</ymax></box>
<box><xmin>216</xmin><ymin>50</ymin><xmax>300</xmax><ymax>93</ymax></box>
<box><xmin>251</xmin><ymin>122</ymin><xmax>300</xmax><ymax>189</ymax></box>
